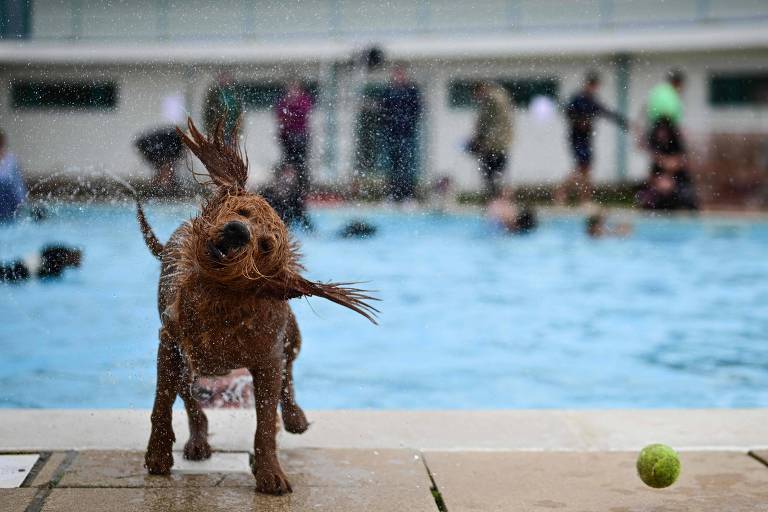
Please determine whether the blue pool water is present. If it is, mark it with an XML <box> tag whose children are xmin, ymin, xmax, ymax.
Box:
<box><xmin>1</xmin><ymin>203</ymin><xmax>768</xmax><ymax>409</ymax></box>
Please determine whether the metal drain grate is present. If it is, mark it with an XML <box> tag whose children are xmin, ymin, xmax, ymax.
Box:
<box><xmin>0</xmin><ymin>454</ymin><xmax>39</xmax><ymax>488</ymax></box>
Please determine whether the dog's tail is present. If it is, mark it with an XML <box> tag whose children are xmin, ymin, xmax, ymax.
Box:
<box><xmin>136</xmin><ymin>201</ymin><xmax>164</xmax><ymax>259</ymax></box>
<box><xmin>104</xmin><ymin>170</ymin><xmax>165</xmax><ymax>260</ymax></box>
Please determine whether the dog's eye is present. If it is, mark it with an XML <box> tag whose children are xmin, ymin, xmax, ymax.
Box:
<box><xmin>257</xmin><ymin>236</ymin><xmax>274</xmax><ymax>253</ymax></box>
<box><xmin>236</xmin><ymin>208</ymin><xmax>250</xmax><ymax>217</ymax></box>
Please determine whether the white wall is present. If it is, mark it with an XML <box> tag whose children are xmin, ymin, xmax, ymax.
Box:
<box><xmin>1</xmin><ymin>65</ymin><xmax>189</xmax><ymax>180</ymax></box>
<box><xmin>0</xmin><ymin>62</ymin><xmax>327</xmax><ymax>186</ymax></box>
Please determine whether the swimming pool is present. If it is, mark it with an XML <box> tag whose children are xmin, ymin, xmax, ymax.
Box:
<box><xmin>1</xmin><ymin>203</ymin><xmax>767</xmax><ymax>409</ymax></box>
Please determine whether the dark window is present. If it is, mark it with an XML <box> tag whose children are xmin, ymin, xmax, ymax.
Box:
<box><xmin>236</xmin><ymin>81</ymin><xmax>320</xmax><ymax>110</ymax></box>
<box><xmin>709</xmin><ymin>73</ymin><xmax>768</xmax><ymax>106</ymax></box>
<box><xmin>12</xmin><ymin>81</ymin><xmax>118</xmax><ymax>110</ymax></box>
<box><xmin>0</xmin><ymin>0</ymin><xmax>32</xmax><ymax>39</ymax></box>
<box><xmin>448</xmin><ymin>79</ymin><xmax>559</xmax><ymax>108</ymax></box>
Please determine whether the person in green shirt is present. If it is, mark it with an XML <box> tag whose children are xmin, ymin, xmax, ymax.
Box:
<box><xmin>647</xmin><ymin>70</ymin><xmax>685</xmax><ymax>126</ymax></box>
<box><xmin>202</xmin><ymin>72</ymin><xmax>243</xmax><ymax>146</ymax></box>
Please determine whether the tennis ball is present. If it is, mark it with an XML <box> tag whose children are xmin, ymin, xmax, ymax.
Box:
<box><xmin>636</xmin><ymin>444</ymin><xmax>681</xmax><ymax>488</ymax></box>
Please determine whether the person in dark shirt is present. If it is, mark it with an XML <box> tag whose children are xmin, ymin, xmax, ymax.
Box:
<box><xmin>0</xmin><ymin>130</ymin><xmax>27</xmax><ymax>222</ymax></box>
<box><xmin>135</xmin><ymin>126</ymin><xmax>184</xmax><ymax>196</ymax></box>
<box><xmin>380</xmin><ymin>64</ymin><xmax>422</xmax><ymax>201</ymax></box>
<box><xmin>259</xmin><ymin>163</ymin><xmax>313</xmax><ymax>231</ymax></box>
<box><xmin>555</xmin><ymin>72</ymin><xmax>628</xmax><ymax>205</ymax></box>
<box><xmin>637</xmin><ymin>116</ymin><xmax>698</xmax><ymax>210</ymax></box>
<box><xmin>275</xmin><ymin>81</ymin><xmax>314</xmax><ymax>199</ymax></box>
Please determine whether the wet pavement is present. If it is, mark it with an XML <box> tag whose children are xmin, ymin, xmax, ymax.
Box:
<box><xmin>2</xmin><ymin>409</ymin><xmax>768</xmax><ymax>510</ymax></box>
<box><xmin>2</xmin><ymin>448</ymin><xmax>767</xmax><ymax>511</ymax></box>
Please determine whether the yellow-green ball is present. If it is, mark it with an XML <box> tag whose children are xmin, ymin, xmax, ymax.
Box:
<box><xmin>636</xmin><ymin>444</ymin><xmax>681</xmax><ymax>488</ymax></box>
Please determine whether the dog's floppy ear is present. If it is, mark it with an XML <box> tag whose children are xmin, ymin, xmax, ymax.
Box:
<box><xmin>282</xmin><ymin>276</ymin><xmax>379</xmax><ymax>324</ymax></box>
<box><xmin>257</xmin><ymin>271</ymin><xmax>379</xmax><ymax>324</ymax></box>
<box><xmin>176</xmin><ymin>117</ymin><xmax>248</xmax><ymax>190</ymax></box>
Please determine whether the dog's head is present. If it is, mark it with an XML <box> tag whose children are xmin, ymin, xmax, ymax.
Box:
<box><xmin>190</xmin><ymin>191</ymin><xmax>292</xmax><ymax>287</ymax></box>
<box><xmin>176</xmin><ymin>118</ymin><xmax>378</xmax><ymax>322</ymax></box>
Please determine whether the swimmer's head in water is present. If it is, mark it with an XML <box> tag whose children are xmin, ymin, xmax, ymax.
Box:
<box><xmin>586</xmin><ymin>214</ymin><xmax>605</xmax><ymax>237</ymax></box>
<box><xmin>515</xmin><ymin>208</ymin><xmax>537</xmax><ymax>234</ymax></box>
<box><xmin>502</xmin><ymin>207</ymin><xmax>537</xmax><ymax>235</ymax></box>
<box><xmin>39</xmin><ymin>245</ymin><xmax>83</xmax><ymax>278</ymax></box>
<box><xmin>339</xmin><ymin>220</ymin><xmax>377</xmax><ymax>239</ymax></box>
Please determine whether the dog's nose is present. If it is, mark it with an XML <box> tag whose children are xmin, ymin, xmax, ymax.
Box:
<box><xmin>220</xmin><ymin>221</ymin><xmax>251</xmax><ymax>248</ymax></box>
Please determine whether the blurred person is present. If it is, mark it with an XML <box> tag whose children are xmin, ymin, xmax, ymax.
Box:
<box><xmin>0</xmin><ymin>245</ymin><xmax>82</xmax><ymax>282</ymax></box>
<box><xmin>135</xmin><ymin>126</ymin><xmax>184</xmax><ymax>196</ymax></box>
<box><xmin>486</xmin><ymin>189</ymin><xmax>537</xmax><ymax>234</ymax></box>
<box><xmin>338</xmin><ymin>220</ymin><xmax>377</xmax><ymax>239</ymax></box>
<box><xmin>202</xmin><ymin>71</ymin><xmax>242</xmax><ymax>145</ymax></box>
<box><xmin>637</xmin><ymin>116</ymin><xmax>698</xmax><ymax>210</ymax></box>
<box><xmin>637</xmin><ymin>71</ymin><xmax>697</xmax><ymax>210</ymax></box>
<box><xmin>427</xmin><ymin>175</ymin><xmax>456</xmax><ymax>214</ymax></box>
<box><xmin>380</xmin><ymin>64</ymin><xmax>422</xmax><ymax>201</ymax></box>
<box><xmin>275</xmin><ymin>81</ymin><xmax>314</xmax><ymax>199</ymax></box>
<box><xmin>585</xmin><ymin>210</ymin><xmax>632</xmax><ymax>238</ymax></box>
<box><xmin>259</xmin><ymin>162</ymin><xmax>313</xmax><ymax>231</ymax></box>
<box><xmin>555</xmin><ymin>72</ymin><xmax>628</xmax><ymax>205</ymax></box>
<box><xmin>0</xmin><ymin>130</ymin><xmax>27</xmax><ymax>222</ymax></box>
<box><xmin>466</xmin><ymin>81</ymin><xmax>514</xmax><ymax>200</ymax></box>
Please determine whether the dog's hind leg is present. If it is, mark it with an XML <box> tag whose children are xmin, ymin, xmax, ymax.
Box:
<box><xmin>280</xmin><ymin>314</ymin><xmax>310</xmax><ymax>434</ymax></box>
<box><xmin>178</xmin><ymin>372</ymin><xmax>212</xmax><ymax>461</ymax></box>
<box><xmin>145</xmin><ymin>329</ymin><xmax>181</xmax><ymax>475</ymax></box>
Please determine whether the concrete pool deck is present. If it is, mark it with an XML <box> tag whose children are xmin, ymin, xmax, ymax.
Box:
<box><xmin>1</xmin><ymin>409</ymin><xmax>768</xmax><ymax>511</ymax></box>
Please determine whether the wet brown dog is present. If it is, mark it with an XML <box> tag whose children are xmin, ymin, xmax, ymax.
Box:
<box><xmin>136</xmin><ymin>118</ymin><xmax>376</xmax><ymax>494</ymax></box>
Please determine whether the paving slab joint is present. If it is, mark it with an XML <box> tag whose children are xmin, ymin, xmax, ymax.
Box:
<box><xmin>21</xmin><ymin>452</ymin><xmax>52</xmax><ymax>487</ymax></box>
<box><xmin>23</xmin><ymin>450</ymin><xmax>77</xmax><ymax>512</ymax></box>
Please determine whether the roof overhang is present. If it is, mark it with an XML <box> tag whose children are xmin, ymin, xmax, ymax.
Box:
<box><xmin>1</xmin><ymin>24</ymin><xmax>766</xmax><ymax>65</ymax></box>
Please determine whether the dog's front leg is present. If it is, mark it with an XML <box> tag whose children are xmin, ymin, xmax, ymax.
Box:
<box><xmin>145</xmin><ymin>330</ymin><xmax>181</xmax><ymax>475</ymax></box>
<box><xmin>249</xmin><ymin>362</ymin><xmax>292</xmax><ymax>495</ymax></box>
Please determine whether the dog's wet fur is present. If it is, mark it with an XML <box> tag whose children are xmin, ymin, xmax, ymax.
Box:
<box><xmin>137</xmin><ymin>118</ymin><xmax>377</xmax><ymax>494</ymax></box>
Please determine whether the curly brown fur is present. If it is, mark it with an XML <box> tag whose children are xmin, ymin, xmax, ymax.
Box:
<box><xmin>138</xmin><ymin>117</ymin><xmax>377</xmax><ymax>494</ymax></box>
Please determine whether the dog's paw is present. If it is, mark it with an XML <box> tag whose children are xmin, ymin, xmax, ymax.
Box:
<box><xmin>253</xmin><ymin>465</ymin><xmax>292</xmax><ymax>495</ymax></box>
<box><xmin>282</xmin><ymin>407</ymin><xmax>310</xmax><ymax>434</ymax></box>
<box><xmin>145</xmin><ymin>450</ymin><xmax>173</xmax><ymax>475</ymax></box>
<box><xmin>183</xmin><ymin>437</ymin><xmax>212</xmax><ymax>461</ymax></box>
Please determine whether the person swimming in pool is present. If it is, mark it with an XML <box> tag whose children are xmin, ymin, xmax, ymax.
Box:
<box><xmin>586</xmin><ymin>210</ymin><xmax>632</xmax><ymax>238</ymax></box>
<box><xmin>338</xmin><ymin>220</ymin><xmax>377</xmax><ymax>239</ymax></box>
<box><xmin>0</xmin><ymin>245</ymin><xmax>82</xmax><ymax>282</ymax></box>
<box><xmin>486</xmin><ymin>189</ymin><xmax>537</xmax><ymax>234</ymax></box>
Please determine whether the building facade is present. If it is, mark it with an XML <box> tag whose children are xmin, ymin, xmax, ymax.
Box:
<box><xmin>1</xmin><ymin>0</ymin><xmax>767</xmax><ymax>192</ymax></box>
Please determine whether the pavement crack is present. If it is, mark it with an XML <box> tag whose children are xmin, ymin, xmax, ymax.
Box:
<box><xmin>748</xmin><ymin>450</ymin><xmax>768</xmax><ymax>468</ymax></box>
<box><xmin>419</xmin><ymin>451</ymin><xmax>449</xmax><ymax>512</ymax></box>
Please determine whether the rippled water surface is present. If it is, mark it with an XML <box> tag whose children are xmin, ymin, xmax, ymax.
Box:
<box><xmin>1</xmin><ymin>203</ymin><xmax>767</xmax><ymax>409</ymax></box>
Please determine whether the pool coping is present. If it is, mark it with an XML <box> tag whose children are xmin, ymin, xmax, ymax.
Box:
<box><xmin>2</xmin><ymin>409</ymin><xmax>766</xmax><ymax>453</ymax></box>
